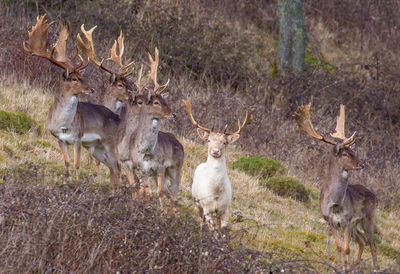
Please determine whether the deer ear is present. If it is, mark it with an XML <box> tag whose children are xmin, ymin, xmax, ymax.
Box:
<box><xmin>197</xmin><ymin>128</ymin><xmax>209</xmax><ymax>141</ymax></box>
<box><xmin>334</xmin><ymin>143</ymin><xmax>341</xmax><ymax>155</ymax></box>
<box><xmin>64</xmin><ymin>68</ymin><xmax>70</xmax><ymax>79</ymax></box>
<box><xmin>111</xmin><ymin>73</ymin><xmax>117</xmax><ymax>84</ymax></box>
<box><xmin>227</xmin><ymin>133</ymin><xmax>240</xmax><ymax>144</ymax></box>
<box><xmin>161</xmin><ymin>92</ymin><xmax>169</xmax><ymax>99</ymax></box>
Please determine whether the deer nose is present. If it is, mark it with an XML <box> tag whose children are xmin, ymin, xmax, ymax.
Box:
<box><xmin>360</xmin><ymin>163</ymin><xmax>366</xmax><ymax>169</ymax></box>
<box><xmin>211</xmin><ymin>148</ymin><xmax>220</xmax><ymax>155</ymax></box>
<box><xmin>90</xmin><ymin>88</ymin><xmax>96</xmax><ymax>93</ymax></box>
<box><xmin>172</xmin><ymin>113</ymin><xmax>177</xmax><ymax>119</ymax></box>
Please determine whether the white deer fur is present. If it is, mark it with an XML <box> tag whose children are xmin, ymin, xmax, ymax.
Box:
<box><xmin>192</xmin><ymin>129</ymin><xmax>239</xmax><ymax>230</ymax></box>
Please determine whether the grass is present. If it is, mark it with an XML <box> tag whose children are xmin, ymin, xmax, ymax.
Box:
<box><xmin>259</xmin><ymin>176</ymin><xmax>310</xmax><ymax>203</ymax></box>
<box><xmin>0</xmin><ymin>0</ymin><xmax>399</xmax><ymax>271</ymax></box>
<box><xmin>231</xmin><ymin>156</ymin><xmax>286</xmax><ymax>178</ymax></box>
<box><xmin>0</xmin><ymin>110</ymin><xmax>36</xmax><ymax>134</ymax></box>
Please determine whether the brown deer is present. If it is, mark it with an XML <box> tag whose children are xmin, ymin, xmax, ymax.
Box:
<box><xmin>23</xmin><ymin>15</ymin><xmax>93</xmax><ymax>180</ymax></box>
<box><xmin>117</xmin><ymin>49</ymin><xmax>184</xmax><ymax>208</ymax></box>
<box><xmin>183</xmin><ymin>98</ymin><xmax>254</xmax><ymax>230</ymax></box>
<box><xmin>77</xmin><ymin>25</ymin><xmax>134</xmax><ymax>177</ymax></box>
<box><xmin>78</xmin><ymin>27</ymin><xmax>182</xmax><ymax>202</ymax></box>
<box><xmin>294</xmin><ymin>103</ymin><xmax>378</xmax><ymax>271</ymax></box>
<box><xmin>24</xmin><ymin>15</ymin><xmax>127</xmax><ymax>191</ymax></box>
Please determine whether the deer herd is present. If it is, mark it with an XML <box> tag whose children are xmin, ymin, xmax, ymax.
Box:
<box><xmin>23</xmin><ymin>15</ymin><xmax>379</xmax><ymax>271</ymax></box>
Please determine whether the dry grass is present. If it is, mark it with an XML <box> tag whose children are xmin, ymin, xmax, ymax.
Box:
<box><xmin>0</xmin><ymin>0</ymin><xmax>399</xmax><ymax>271</ymax></box>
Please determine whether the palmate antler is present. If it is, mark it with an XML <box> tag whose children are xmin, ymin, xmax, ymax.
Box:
<box><xmin>147</xmin><ymin>48</ymin><xmax>170</xmax><ymax>95</ymax></box>
<box><xmin>77</xmin><ymin>25</ymin><xmax>134</xmax><ymax>77</ymax></box>
<box><xmin>293</xmin><ymin>103</ymin><xmax>356</xmax><ymax>147</ymax></box>
<box><xmin>183</xmin><ymin>98</ymin><xmax>254</xmax><ymax>135</ymax></box>
<box><xmin>23</xmin><ymin>15</ymin><xmax>89</xmax><ymax>72</ymax></box>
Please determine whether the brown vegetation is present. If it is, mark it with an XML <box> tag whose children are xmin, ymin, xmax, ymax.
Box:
<box><xmin>0</xmin><ymin>0</ymin><xmax>399</xmax><ymax>271</ymax></box>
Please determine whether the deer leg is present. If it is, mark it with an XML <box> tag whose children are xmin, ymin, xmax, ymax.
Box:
<box><xmin>204</xmin><ymin>211</ymin><xmax>214</xmax><ymax>231</ymax></box>
<box><xmin>353</xmin><ymin>228</ymin><xmax>366</xmax><ymax>269</ymax></box>
<box><xmin>363</xmin><ymin>217</ymin><xmax>379</xmax><ymax>269</ymax></box>
<box><xmin>109</xmin><ymin>165</ymin><xmax>121</xmax><ymax>193</ymax></box>
<box><xmin>157</xmin><ymin>169</ymin><xmax>166</xmax><ymax>210</ymax></box>
<box><xmin>167</xmin><ymin>167</ymin><xmax>181</xmax><ymax>211</ymax></box>
<box><xmin>331</xmin><ymin>227</ymin><xmax>344</xmax><ymax>270</ymax></box>
<box><xmin>343</xmin><ymin>225</ymin><xmax>353</xmax><ymax>270</ymax></box>
<box><xmin>220</xmin><ymin>208</ymin><xmax>230</xmax><ymax>229</ymax></box>
<box><xmin>123</xmin><ymin>167</ymin><xmax>139</xmax><ymax>199</ymax></box>
<box><xmin>58</xmin><ymin>140</ymin><xmax>71</xmax><ymax>180</ymax></box>
<box><xmin>94</xmin><ymin>158</ymin><xmax>101</xmax><ymax>178</ymax></box>
<box><xmin>139</xmin><ymin>175</ymin><xmax>151</xmax><ymax>201</ymax></box>
<box><xmin>73</xmin><ymin>140</ymin><xmax>81</xmax><ymax>180</ymax></box>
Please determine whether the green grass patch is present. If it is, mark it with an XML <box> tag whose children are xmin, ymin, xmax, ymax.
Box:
<box><xmin>0</xmin><ymin>110</ymin><xmax>36</xmax><ymax>134</ymax></box>
<box><xmin>305</xmin><ymin>52</ymin><xmax>334</xmax><ymax>71</ymax></box>
<box><xmin>379</xmin><ymin>243</ymin><xmax>400</xmax><ymax>260</ymax></box>
<box><xmin>231</xmin><ymin>156</ymin><xmax>285</xmax><ymax>178</ymax></box>
<box><xmin>259</xmin><ymin>176</ymin><xmax>310</xmax><ymax>203</ymax></box>
<box><xmin>33</xmin><ymin>139</ymin><xmax>52</xmax><ymax>148</ymax></box>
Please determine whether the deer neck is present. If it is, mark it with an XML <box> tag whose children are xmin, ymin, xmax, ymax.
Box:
<box><xmin>116</xmin><ymin>105</ymin><xmax>141</xmax><ymax>162</ymax></box>
<box><xmin>134</xmin><ymin>115</ymin><xmax>160</xmax><ymax>157</ymax></box>
<box><xmin>320</xmin><ymin>154</ymin><xmax>349</xmax><ymax>217</ymax></box>
<box><xmin>48</xmin><ymin>89</ymin><xmax>79</xmax><ymax>133</ymax></box>
<box><xmin>206</xmin><ymin>153</ymin><xmax>228</xmax><ymax>176</ymax></box>
<box><xmin>102</xmin><ymin>92</ymin><xmax>123</xmax><ymax>115</ymax></box>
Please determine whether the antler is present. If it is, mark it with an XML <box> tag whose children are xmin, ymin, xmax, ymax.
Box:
<box><xmin>232</xmin><ymin>108</ymin><xmax>255</xmax><ymax>135</ymax></box>
<box><xmin>293</xmin><ymin>103</ymin><xmax>337</xmax><ymax>145</ymax></box>
<box><xmin>134</xmin><ymin>64</ymin><xmax>145</xmax><ymax>93</ymax></box>
<box><xmin>77</xmin><ymin>26</ymin><xmax>134</xmax><ymax>78</ymax></box>
<box><xmin>147</xmin><ymin>47</ymin><xmax>170</xmax><ymax>95</ymax></box>
<box><xmin>330</xmin><ymin>104</ymin><xmax>356</xmax><ymax>146</ymax></box>
<box><xmin>107</xmin><ymin>31</ymin><xmax>134</xmax><ymax>76</ymax></box>
<box><xmin>24</xmin><ymin>15</ymin><xmax>88</xmax><ymax>72</ymax></box>
<box><xmin>183</xmin><ymin>98</ymin><xmax>212</xmax><ymax>132</ymax></box>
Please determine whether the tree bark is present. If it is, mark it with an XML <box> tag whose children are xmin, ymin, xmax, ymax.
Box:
<box><xmin>276</xmin><ymin>0</ymin><xmax>308</xmax><ymax>73</ymax></box>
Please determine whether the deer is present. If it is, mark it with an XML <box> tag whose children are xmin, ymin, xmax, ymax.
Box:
<box><xmin>77</xmin><ymin>25</ymin><xmax>134</xmax><ymax>177</ymax></box>
<box><xmin>294</xmin><ymin>103</ymin><xmax>378</xmax><ymax>271</ymax></box>
<box><xmin>183</xmin><ymin>98</ymin><xmax>254</xmax><ymax>231</ymax></box>
<box><xmin>78</xmin><ymin>26</ymin><xmax>182</xmax><ymax>202</ymax></box>
<box><xmin>117</xmin><ymin>49</ymin><xmax>184</xmax><ymax>209</ymax></box>
<box><xmin>23</xmin><ymin>15</ymin><xmax>93</xmax><ymax>181</ymax></box>
<box><xmin>24</xmin><ymin>15</ymin><xmax>129</xmax><ymax>191</ymax></box>
<box><xmin>77</xmin><ymin>26</ymin><xmax>134</xmax><ymax>116</ymax></box>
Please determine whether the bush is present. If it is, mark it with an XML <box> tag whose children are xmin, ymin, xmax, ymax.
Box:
<box><xmin>231</xmin><ymin>156</ymin><xmax>285</xmax><ymax>178</ymax></box>
<box><xmin>0</xmin><ymin>110</ymin><xmax>36</xmax><ymax>134</ymax></box>
<box><xmin>259</xmin><ymin>176</ymin><xmax>310</xmax><ymax>203</ymax></box>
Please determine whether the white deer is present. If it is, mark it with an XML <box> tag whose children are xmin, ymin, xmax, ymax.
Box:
<box><xmin>183</xmin><ymin>98</ymin><xmax>254</xmax><ymax>230</ymax></box>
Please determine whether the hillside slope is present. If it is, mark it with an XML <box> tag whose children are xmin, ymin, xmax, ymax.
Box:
<box><xmin>0</xmin><ymin>79</ymin><xmax>399</xmax><ymax>271</ymax></box>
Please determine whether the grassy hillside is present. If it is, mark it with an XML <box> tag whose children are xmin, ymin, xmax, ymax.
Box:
<box><xmin>0</xmin><ymin>0</ymin><xmax>399</xmax><ymax>271</ymax></box>
<box><xmin>0</xmin><ymin>79</ymin><xmax>399</xmax><ymax>271</ymax></box>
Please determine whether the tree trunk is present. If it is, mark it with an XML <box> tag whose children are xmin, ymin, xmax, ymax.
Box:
<box><xmin>276</xmin><ymin>0</ymin><xmax>307</xmax><ymax>73</ymax></box>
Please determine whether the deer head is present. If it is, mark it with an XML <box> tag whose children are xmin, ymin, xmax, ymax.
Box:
<box><xmin>294</xmin><ymin>103</ymin><xmax>364</xmax><ymax>170</ymax></box>
<box><xmin>23</xmin><ymin>15</ymin><xmax>93</xmax><ymax>95</ymax></box>
<box><xmin>125</xmin><ymin>49</ymin><xmax>174</xmax><ymax>119</ymax></box>
<box><xmin>183</xmin><ymin>98</ymin><xmax>254</xmax><ymax>158</ymax></box>
<box><xmin>77</xmin><ymin>25</ymin><xmax>134</xmax><ymax>106</ymax></box>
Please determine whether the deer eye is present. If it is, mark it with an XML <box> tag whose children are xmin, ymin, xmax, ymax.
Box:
<box><xmin>117</xmin><ymin>83</ymin><xmax>124</xmax><ymax>88</ymax></box>
<box><xmin>137</xmin><ymin>100</ymin><xmax>143</xmax><ymax>106</ymax></box>
<box><xmin>154</xmin><ymin>101</ymin><xmax>160</xmax><ymax>106</ymax></box>
<box><xmin>343</xmin><ymin>153</ymin><xmax>348</xmax><ymax>157</ymax></box>
<box><xmin>71</xmin><ymin>77</ymin><xmax>78</xmax><ymax>82</ymax></box>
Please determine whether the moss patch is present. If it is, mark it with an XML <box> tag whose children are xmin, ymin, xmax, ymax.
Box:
<box><xmin>231</xmin><ymin>156</ymin><xmax>285</xmax><ymax>178</ymax></box>
<box><xmin>305</xmin><ymin>52</ymin><xmax>334</xmax><ymax>71</ymax></box>
<box><xmin>0</xmin><ymin>110</ymin><xmax>36</xmax><ymax>134</ymax></box>
<box><xmin>259</xmin><ymin>176</ymin><xmax>310</xmax><ymax>203</ymax></box>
